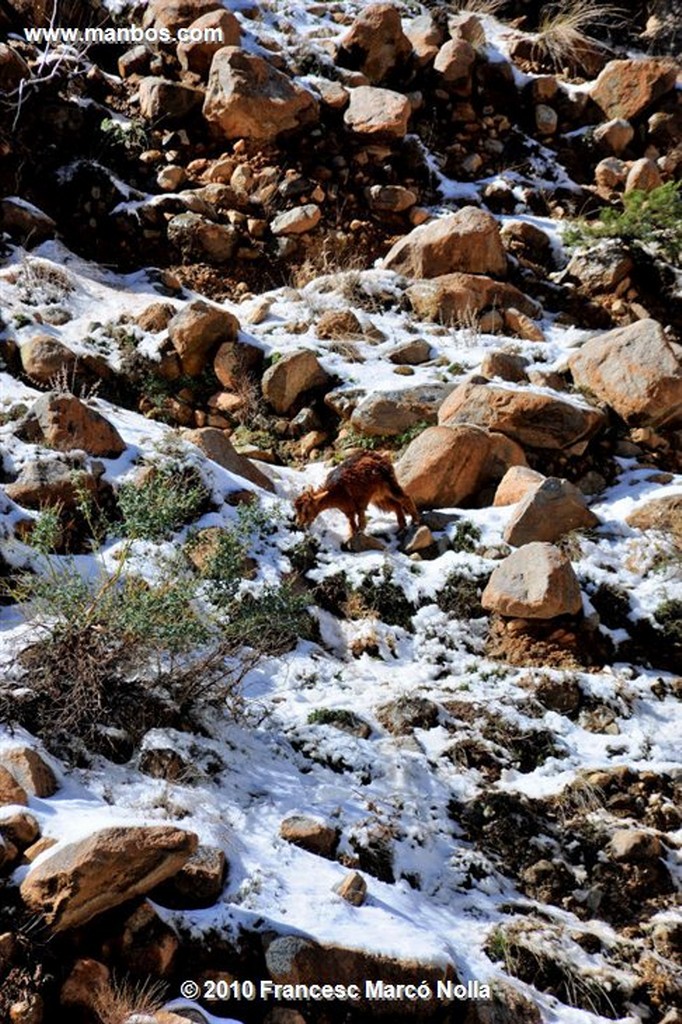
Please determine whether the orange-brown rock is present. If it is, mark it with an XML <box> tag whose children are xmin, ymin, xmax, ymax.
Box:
<box><xmin>385</xmin><ymin>209</ymin><xmax>507</xmax><ymax>279</ymax></box>
<box><xmin>336</xmin><ymin>3</ymin><xmax>412</xmax><ymax>84</ymax></box>
<box><xmin>177</xmin><ymin>9</ymin><xmax>240</xmax><ymax>77</ymax></box>
<box><xmin>591</xmin><ymin>58</ymin><xmax>677</xmax><ymax>121</ymax></box>
<box><xmin>0</xmin><ymin>766</ymin><xmax>28</xmax><ymax>807</ymax></box>
<box><xmin>438</xmin><ymin>381</ymin><xmax>606</xmax><ymax>450</ymax></box>
<box><xmin>27</xmin><ymin>394</ymin><xmax>126</xmax><ymax>458</ymax></box>
<box><xmin>168</xmin><ymin>299</ymin><xmax>239</xmax><ymax>376</ymax></box>
<box><xmin>203</xmin><ymin>47</ymin><xmax>319</xmax><ymax>143</ymax></box>
<box><xmin>280</xmin><ymin>815</ymin><xmax>339</xmax><ymax>859</ymax></box>
<box><xmin>143</xmin><ymin>0</ymin><xmax>221</xmax><ymax>34</ymax></box>
<box><xmin>396</xmin><ymin>424</ymin><xmax>526</xmax><ymax>509</ymax></box>
<box><xmin>568</xmin><ymin>319</ymin><xmax>682</xmax><ymax>429</ymax></box>
<box><xmin>2</xmin><ymin>748</ymin><xmax>57</xmax><ymax>798</ymax></box>
<box><xmin>20</xmin><ymin>335</ymin><xmax>76</xmax><ymax>385</ymax></box>
<box><xmin>482</xmin><ymin>543</ymin><xmax>583</xmax><ymax>619</ymax></box>
<box><xmin>433</xmin><ymin>38</ymin><xmax>475</xmax><ymax>82</ymax></box>
<box><xmin>407</xmin><ymin>273</ymin><xmax>538</xmax><ymax>321</ymax></box>
<box><xmin>503</xmin><ymin>477</ymin><xmax>599</xmax><ymax>546</ymax></box>
<box><xmin>213</xmin><ymin>336</ymin><xmax>263</xmax><ymax>388</ymax></box>
<box><xmin>20</xmin><ymin>825</ymin><xmax>198</xmax><ymax>932</ymax></box>
<box><xmin>493</xmin><ymin>466</ymin><xmax>546</xmax><ymax>506</ymax></box>
<box><xmin>261</xmin><ymin>349</ymin><xmax>329</xmax><ymax>414</ymax></box>
<box><xmin>182</xmin><ymin>427</ymin><xmax>275</xmax><ymax>491</ymax></box>
<box><xmin>343</xmin><ymin>85</ymin><xmax>411</xmax><ymax>140</ymax></box>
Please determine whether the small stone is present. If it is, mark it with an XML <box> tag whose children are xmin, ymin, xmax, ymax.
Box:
<box><xmin>333</xmin><ymin>871</ymin><xmax>367</xmax><ymax>906</ymax></box>
<box><xmin>271</xmin><ymin>205</ymin><xmax>321</xmax><ymax>236</ymax></box>
<box><xmin>535</xmin><ymin>104</ymin><xmax>558</xmax><ymax>134</ymax></box>
<box><xmin>156</xmin><ymin>164</ymin><xmax>186</xmax><ymax>191</ymax></box>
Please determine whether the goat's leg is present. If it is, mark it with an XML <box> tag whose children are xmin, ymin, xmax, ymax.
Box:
<box><xmin>357</xmin><ymin>507</ymin><xmax>368</xmax><ymax>533</ymax></box>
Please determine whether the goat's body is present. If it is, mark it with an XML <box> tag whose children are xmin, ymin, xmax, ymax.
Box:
<box><xmin>295</xmin><ymin>451</ymin><xmax>419</xmax><ymax>536</ymax></box>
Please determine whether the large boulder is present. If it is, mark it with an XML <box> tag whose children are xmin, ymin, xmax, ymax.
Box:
<box><xmin>503</xmin><ymin>477</ymin><xmax>599</xmax><ymax>546</ymax></box>
<box><xmin>568</xmin><ymin>319</ymin><xmax>682</xmax><ymax>429</ymax></box>
<box><xmin>177</xmin><ymin>10</ymin><xmax>240</xmax><ymax>77</ymax></box>
<box><xmin>481</xmin><ymin>543</ymin><xmax>583</xmax><ymax>619</ymax></box>
<box><xmin>265</xmin><ymin>935</ymin><xmax>456</xmax><ymax>1017</ymax></box>
<box><xmin>396</xmin><ymin>424</ymin><xmax>526</xmax><ymax>509</ymax></box>
<box><xmin>336</xmin><ymin>3</ymin><xmax>412</xmax><ymax>84</ymax></box>
<box><xmin>138</xmin><ymin>77</ymin><xmax>204</xmax><ymax>122</ymax></box>
<box><xmin>383</xmin><ymin>208</ymin><xmax>507</xmax><ymax>279</ymax></box>
<box><xmin>20</xmin><ymin>826</ymin><xmax>197</xmax><ymax>932</ymax></box>
<box><xmin>0</xmin><ymin>197</ymin><xmax>55</xmax><ymax>247</ymax></box>
<box><xmin>27</xmin><ymin>394</ymin><xmax>126</xmax><ymax>457</ymax></box>
<box><xmin>438</xmin><ymin>381</ymin><xmax>606</xmax><ymax>451</ymax></box>
<box><xmin>343</xmin><ymin>86</ymin><xmax>411</xmax><ymax>140</ymax></box>
<box><xmin>182</xmin><ymin>427</ymin><xmax>274</xmax><ymax>491</ymax></box>
<box><xmin>142</xmin><ymin>0</ymin><xmax>221</xmax><ymax>33</ymax></box>
<box><xmin>590</xmin><ymin>59</ymin><xmax>677</xmax><ymax>121</ymax></box>
<box><xmin>350</xmin><ymin>383</ymin><xmax>453</xmax><ymax>437</ymax></box>
<box><xmin>407</xmin><ymin>273</ymin><xmax>539</xmax><ymax>323</ymax></box>
<box><xmin>20</xmin><ymin>335</ymin><xmax>76</xmax><ymax>385</ymax></box>
<box><xmin>167</xmin><ymin>212</ymin><xmax>238</xmax><ymax>265</ymax></box>
<box><xmin>168</xmin><ymin>300</ymin><xmax>239</xmax><ymax>376</ymax></box>
<box><xmin>433</xmin><ymin>38</ymin><xmax>476</xmax><ymax>82</ymax></box>
<box><xmin>203</xmin><ymin>47</ymin><xmax>319</xmax><ymax>142</ymax></box>
<box><xmin>261</xmin><ymin>350</ymin><xmax>329</xmax><ymax>414</ymax></box>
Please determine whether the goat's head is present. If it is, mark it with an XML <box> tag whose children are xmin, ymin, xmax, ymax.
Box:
<box><xmin>294</xmin><ymin>488</ymin><xmax>320</xmax><ymax>527</ymax></box>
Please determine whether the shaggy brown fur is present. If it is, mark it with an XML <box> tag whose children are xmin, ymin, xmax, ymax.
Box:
<box><xmin>294</xmin><ymin>451</ymin><xmax>420</xmax><ymax>536</ymax></box>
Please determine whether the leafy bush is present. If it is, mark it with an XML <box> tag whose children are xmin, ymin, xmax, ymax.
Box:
<box><xmin>224</xmin><ymin>583</ymin><xmax>316</xmax><ymax>655</ymax></box>
<box><xmin>450</xmin><ymin>519</ymin><xmax>482</xmax><ymax>554</ymax></box>
<box><xmin>565</xmin><ymin>181</ymin><xmax>682</xmax><ymax>264</ymax></box>
<box><xmin>436</xmin><ymin>572</ymin><xmax>483</xmax><ymax>619</ymax></box>
<box><xmin>654</xmin><ymin>599</ymin><xmax>682</xmax><ymax>647</ymax></box>
<box><xmin>118</xmin><ymin>463</ymin><xmax>211</xmax><ymax>540</ymax></box>
<box><xmin>358</xmin><ymin>563</ymin><xmax>415</xmax><ymax>630</ymax></box>
<box><xmin>5</xmin><ymin>553</ymin><xmax>213</xmax><ymax>747</ymax></box>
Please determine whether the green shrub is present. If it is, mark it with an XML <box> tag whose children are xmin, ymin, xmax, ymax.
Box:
<box><xmin>654</xmin><ymin>599</ymin><xmax>682</xmax><ymax>647</ymax></box>
<box><xmin>436</xmin><ymin>572</ymin><xmax>483</xmax><ymax>619</ymax></box>
<box><xmin>565</xmin><ymin>181</ymin><xmax>682</xmax><ymax>264</ymax></box>
<box><xmin>358</xmin><ymin>563</ymin><xmax>414</xmax><ymax>629</ymax></box>
<box><xmin>450</xmin><ymin>519</ymin><xmax>482</xmax><ymax>554</ymax></box>
<box><xmin>118</xmin><ymin>463</ymin><xmax>210</xmax><ymax>540</ymax></box>
<box><xmin>224</xmin><ymin>582</ymin><xmax>316</xmax><ymax>655</ymax></box>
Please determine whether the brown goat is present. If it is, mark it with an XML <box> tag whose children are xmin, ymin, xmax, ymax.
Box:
<box><xmin>294</xmin><ymin>451</ymin><xmax>419</xmax><ymax>536</ymax></box>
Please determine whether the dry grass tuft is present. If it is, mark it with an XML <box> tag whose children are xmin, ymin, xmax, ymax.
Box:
<box><xmin>534</xmin><ymin>0</ymin><xmax>626</xmax><ymax>70</ymax></box>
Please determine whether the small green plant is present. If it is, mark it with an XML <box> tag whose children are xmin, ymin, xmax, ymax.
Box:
<box><xmin>358</xmin><ymin>563</ymin><xmax>415</xmax><ymax>630</ymax></box>
<box><xmin>223</xmin><ymin>582</ymin><xmax>316</xmax><ymax>655</ymax></box>
<box><xmin>29</xmin><ymin>505</ymin><xmax>63</xmax><ymax>555</ymax></box>
<box><xmin>565</xmin><ymin>181</ymin><xmax>682</xmax><ymax>264</ymax></box>
<box><xmin>437</xmin><ymin>571</ymin><xmax>483</xmax><ymax>618</ymax></box>
<box><xmin>450</xmin><ymin>519</ymin><xmax>482</xmax><ymax>554</ymax></box>
<box><xmin>308</xmin><ymin>707</ymin><xmax>357</xmax><ymax>727</ymax></box>
<box><xmin>99</xmin><ymin>116</ymin><xmax>149</xmax><ymax>157</ymax></box>
<box><xmin>653</xmin><ymin>599</ymin><xmax>682</xmax><ymax>647</ymax></box>
<box><xmin>118</xmin><ymin>463</ymin><xmax>211</xmax><ymax>541</ymax></box>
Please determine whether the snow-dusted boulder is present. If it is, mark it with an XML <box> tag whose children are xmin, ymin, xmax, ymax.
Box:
<box><xmin>438</xmin><ymin>381</ymin><xmax>606</xmax><ymax>451</ymax></box>
<box><xmin>482</xmin><ymin>542</ymin><xmax>583</xmax><ymax>619</ymax></box>
<box><xmin>385</xmin><ymin>209</ymin><xmax>508</xmax><ymax>279</ymax></box>
<box><xmin>568</xmin><ymin>319</ymin><xmax>682</xmax><ymax>429</ymax></box>
<box><xmin>396</xmin><ymin>423</ymin><xmax>526</xmax><ymax>509</ymax></box>
<box><xmin>203</xmin><ymin>47</ymin><xmax>319</xmax><ymax>143</ymax></box>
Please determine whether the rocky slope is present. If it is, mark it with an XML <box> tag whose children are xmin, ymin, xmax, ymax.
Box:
<box><xmin>0</xmin><ymin>2</ymin><xmax>681</xmax><ymax>1023</ymax></box>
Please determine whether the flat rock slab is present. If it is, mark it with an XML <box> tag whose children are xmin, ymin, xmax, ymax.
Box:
<box><xmin>20</xmin><ymin>825</ymin><xmax>197</xmax><ymax>932</ymax></box>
